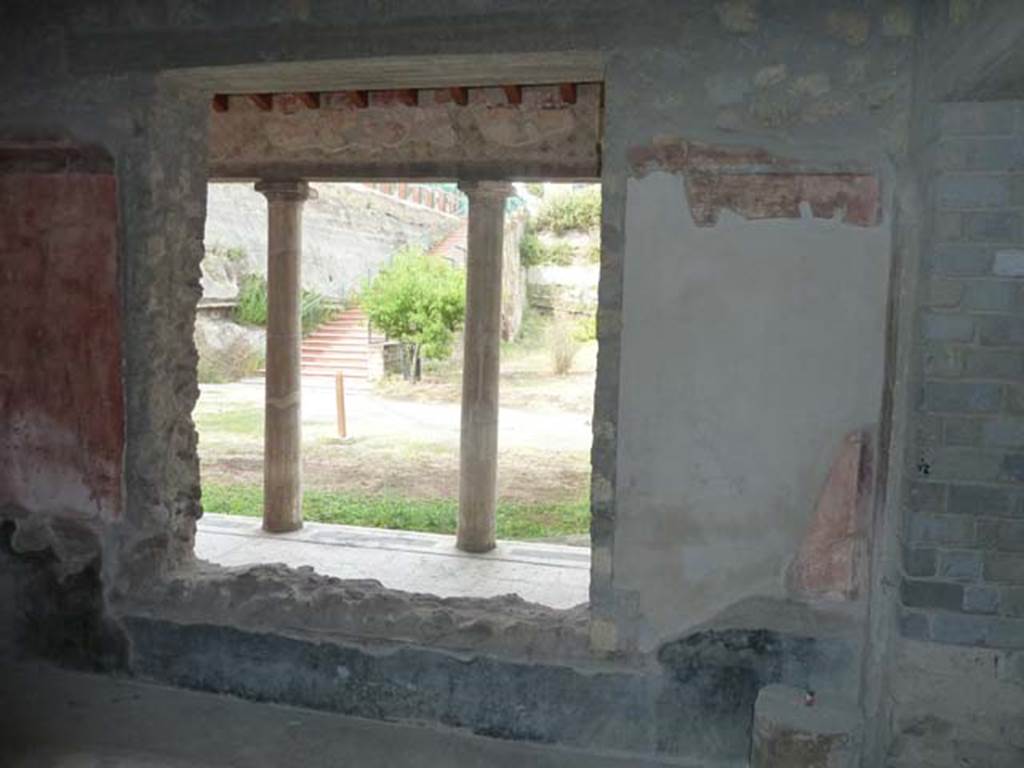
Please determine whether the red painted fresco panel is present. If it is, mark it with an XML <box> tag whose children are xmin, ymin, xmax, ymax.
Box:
<box><xmin>0</xmin><ymin>169</ymin><xmax>122</xmax><ymax>520</ymax></box>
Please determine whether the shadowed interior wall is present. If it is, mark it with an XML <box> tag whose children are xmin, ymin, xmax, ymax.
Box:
<box><xmin>3</xmin><ymin>0</ymin><xmax>1024</xmax><ymax>764</ymax></box>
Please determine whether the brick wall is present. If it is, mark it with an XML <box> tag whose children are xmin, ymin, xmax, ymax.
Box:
<box><xmin>901</xmin><ymin>102</ymin><xmax>1024</xmax><ymax>648</ymax></box>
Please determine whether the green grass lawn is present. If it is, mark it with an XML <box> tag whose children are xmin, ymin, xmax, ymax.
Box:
<box><xmin>202</xmin><ymin>482</ymin><xmax>589</xmax><ymax>540</ymax></box>
<box><xmin>195</xmin><ymin>406</ymin><xmax>263</xmax><ymax>436</ymax></box>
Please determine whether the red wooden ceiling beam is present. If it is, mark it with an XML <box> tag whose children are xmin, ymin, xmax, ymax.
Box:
<box><xmin>449</xmin><ymin>86</ymin><xmax>469</xmax><ymax>106</ymax></box>
<box><xmin>502</xmin><ymin>85</ymin><xmax>523</xmax><ymax>105</ymax></box>
<box><xmin>559</xmin><ymin>83</ymin><xmax>577</xmax><ymax>105</ymax></box>
<box><xmin>249</xmin><ymin>93</ymin><xmax>274</xmax><ymax>111</ymax></box>
<box><xmin>297</xmin><ymin>92</ymin><xmax>320</xmax><ymax>109</ymax></box>
<box><xmin>211</xmin><ymin>94</ymin><xmax>229</xmax><ymax>112</ymax></box>
<box><xmin>396</xmin><ymin>88</ymin><xmax>419</xmax><ymax>107</ymax></box>
<box><xmin>349</xmin><ymin>90</ymin><xmax>369</xmax><ymax>108</ymax></box>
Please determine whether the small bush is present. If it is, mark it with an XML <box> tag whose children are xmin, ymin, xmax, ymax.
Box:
<box><xmin>206</xmin><ymin>243</ymin><xmax>248</xmax><ymax>263</ymax></box>
<box><xmin>544</xmin><ymin>242</ymin><xmax>575</xmax><ymax>266</ymax></box>
<box><xmin>574</xmin><ymin>313</ymin><xmax>597</xmax><ymax>343</ymax></box>
<box><xmin>520</xmin><ymin>228</ymin><xmax>543</xmax><ymax>266</ymax></box>
<box><xmin>534</xmin><ymin>187</ymin><xmax>601</xmax><ymax>235</ymax></box>
<box><xmin>234</xmin><ymin>273</ymin><xmax>336</xmax><ymax>335</ymax></box>
<box><xmin>524</xmin><ymin>182</ymin><xmax>544</xmax><ymax>198</ymax></box>
<box><xmin>235</xmin><ymin>274</ymin><xmax>268</xmax><ymax>326</ymax></box>
<box><xmin>547</xmin><ymin>316</ymin><xmax>581</xmax><ymax>375</ymax></box>
<box><xmin>520</xmin><ymin>228</ymin><xmax>575</xmax><ymax>267</ymax></box>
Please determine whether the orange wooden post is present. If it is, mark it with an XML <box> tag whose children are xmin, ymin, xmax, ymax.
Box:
<box><xmin>335</xmin><ymin>371</ymin><xmax>347</xmax><ymax>438</ymax></box>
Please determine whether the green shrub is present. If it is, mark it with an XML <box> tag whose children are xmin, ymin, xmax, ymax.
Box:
<box><xmin>534</xmin><ymin>187</ymin><xmax>601</xmax><ymax>234</ymax></box>
<box><xmin>235</xmin><ymin>274</ymin><xmax>268</xmax><ymax>326</ymax></box>
<box><xmin>520</xmin><ymin>228</ymin><xmax>576</xmax><ymax>267</ymax></box>
<box><xmin>206</xmin><ymin>243</ymin><xmax>248</xmax><ymax>263</ymax></box>
<box><xmin>574</xmin><ymin>313</ymin><xmax>597</xmax><ymax>343</ymax></box>
<box><xmin>235</xmin><ymin>273</ymin><xmax>336</xmax><ymax>335</ymax></box>
<box><xmin>544</xmin><ymin>241</ymin><xmax>575</xmax><ymax>266</ymax></box>
<box><xmin>524</xmin><ymin>182</ymin><xmax>544</xmax><ymax>198</ymax></box>
<box><xmin>361</xmin><ymin>248</ymin><xmax>466</xmax><ymax>379</ymax></box>
<box><xmin>520</xmin><ymin>228</ymin><xmax>543</xmax><ymax>266</ymax></box>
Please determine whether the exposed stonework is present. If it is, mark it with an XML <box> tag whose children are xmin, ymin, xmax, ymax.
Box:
<box><xmin>900</xmin><ymin>100</ymin><xmax>1024</xmax><ymax>648</ymax></box>
<box><xmin>787</xmin><ymin>431</ymin><xmax>872</xmax><ymax>601</ymax></box>
<box><xmin>123</xmin><ymin>562</ymin><xmax>591</xmax><ymax>661</ymax></box>
<box><xmin>628</xmin><ymin>139</ymin><xmax>881</xmax><ymax>227</ymax></box>
<box><xmin>686</xmin><ymin>172</ymin><xmax>880</xmax><ymax>227</ymax></box>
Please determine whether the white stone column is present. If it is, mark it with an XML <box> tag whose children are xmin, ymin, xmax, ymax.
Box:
<box><xmin>456</xmin><ymin>181</ymin><xmax>513</xmax><ymax>553</ymax></box>
<box><xmin>255</xmin><ymin>180</ymin><xmax>314</xmax><ymax>533</ymax></box>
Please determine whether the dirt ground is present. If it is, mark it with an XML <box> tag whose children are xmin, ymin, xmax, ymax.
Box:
<box><xmin>375</xmin><ymin>328</ymin><xmax>599</xmax><ymax>415</ymax></box>
<box><xmin>195</xmin><ymin>334</ymin><xmax>597</xmax><ymax>507</ymax></box>
<box><xmin>200</xmin><ymin>429</ymin><xmax>590</xmax><ymax>506</ymax></box>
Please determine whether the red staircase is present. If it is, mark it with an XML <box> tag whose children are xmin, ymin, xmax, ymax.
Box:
<box><xmin>298</xmin><ymin>222</ymin><xmax>467</xmax><ymax>387</ymax></box>
<box><xmin>300</xmin><ymin>307</ymin><xmax>384</xmax><ymax>388</ymax></box>
<box><xmin>429</xmin><ymin>220</ymin><xmax>467</xmax><ymax>263</ymax></box>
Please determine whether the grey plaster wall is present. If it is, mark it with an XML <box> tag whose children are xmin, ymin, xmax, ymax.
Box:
<box><xmin>616</xmin><ymin>173</ymin><xmax>890</xmax><ymax>649</ymax></box>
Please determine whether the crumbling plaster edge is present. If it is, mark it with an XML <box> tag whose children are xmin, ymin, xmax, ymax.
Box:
<box><xmin>110</xmin><ymin>559</ymin><xmax>647</xmax><ymax>668</ymax></box>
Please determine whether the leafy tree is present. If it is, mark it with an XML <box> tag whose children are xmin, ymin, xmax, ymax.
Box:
<box><xmin>361</xmin><ymin>248</ymin><xmax>466</xmax><ymax>380</ymax></box>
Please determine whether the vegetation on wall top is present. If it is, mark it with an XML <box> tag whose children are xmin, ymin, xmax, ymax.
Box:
<box><xmin>534</xmin><ymin>186</ymin><xmax>601</xmax><ymax>235</ymax></box>
<box><xmin>519</xmin><ymin>229</ymin><xmax>575</xmax><ymax>267</ymax></box>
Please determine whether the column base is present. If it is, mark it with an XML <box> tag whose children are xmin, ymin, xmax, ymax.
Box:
<box><xmin>262</xmin><ymin>519</ymin><xmax>303</xmax><ymax>534</ymax></box>
<box><xmin>456</xmin><ymin>533</ymin><xmax>496</xmax><ymax>554</ymax></box>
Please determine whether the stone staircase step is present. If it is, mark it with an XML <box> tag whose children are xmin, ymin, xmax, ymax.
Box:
<box><xmin>299</xmin><ymin>307</ymin><xmax>383</xmax><ymax>380</ymax></box>
<box><xmin>302</xmin><ymin>341</ymin><xmax>371</xmax><ymax>351</ymax></box>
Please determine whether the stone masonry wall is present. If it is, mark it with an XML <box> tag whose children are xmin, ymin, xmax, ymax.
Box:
<box><xmin>203</xmin><ymin>182</ymin><xmax>458</xmax><ymax>301</ymax></box>
<box><xmin>900</xmin><ymin>101</ymin><xmax>1024</xmax><ymax>648</ymax></box>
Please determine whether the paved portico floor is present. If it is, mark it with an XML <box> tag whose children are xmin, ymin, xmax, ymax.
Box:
<box><xmin>196</xmin><ymin>513</ymin><xmax>590</xmax><ymax>609</ymax></box>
